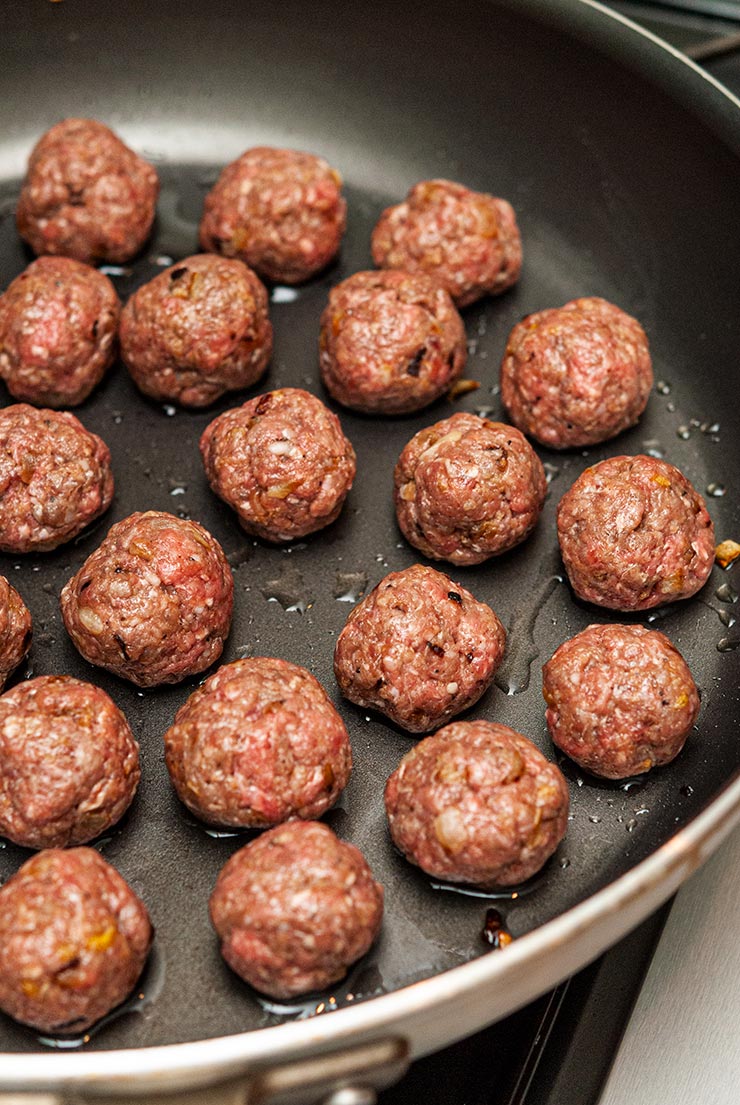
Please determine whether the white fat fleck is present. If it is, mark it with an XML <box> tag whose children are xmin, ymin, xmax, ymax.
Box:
<box><xmin>446</xmin><ymin>682</ymin><xmax>459</xmax><ymax>695</ymax></box>
<box><xmin>268</xmin><ymin>441</ymin><xmax>294</xmax><ymax>456</ymax></box>
<box><xmin>78</xmin><ymin>607</ymin><xmax>104</xmax><ymax>635</ymax></box>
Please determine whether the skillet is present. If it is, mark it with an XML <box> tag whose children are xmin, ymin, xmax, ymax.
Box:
<box><xmin>1</xmin><ymin>0</ymin><xmax>740</xmax><ymax>1099</ymax></box>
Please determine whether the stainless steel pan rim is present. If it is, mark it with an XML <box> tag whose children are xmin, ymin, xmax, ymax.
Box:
<box><xmin>2</xmin><ymin>0</ymin><xmax>740</xmax><ymax>1094</ymax></box>
<box><xmin>2</xmin><ymin>770</ymin><xmax>739</xmax><ymax>1096</ymax></box>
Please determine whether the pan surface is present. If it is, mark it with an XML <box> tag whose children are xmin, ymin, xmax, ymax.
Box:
<box><xmin>1</xmin><ymin>0</ymin><xmax>740</xmax><ymax>1085</ymax></box>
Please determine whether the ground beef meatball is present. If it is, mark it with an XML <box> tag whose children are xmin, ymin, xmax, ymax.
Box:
<box><xmin>0</xmin><ymin>676</ymin><xmax>139</xmax><ymax>850</ymax></box>
<box><xmin>119</xmin><ymin>254</ymin><xmax>272</xmax><ymax>408</ymax></box>
<box><xmin>318</xmin><ymin>270</ymin><xmax>466</xmax><ymax>414</ymax></box>
<box><xmin>0</xmin><ymin>257</ymin><xmax>120</xmax><ymax>408</ymax></box>
<box><xmin>16</xmin><ymin>118</ymin><xmax>159</xmax><ymax>265</ymax></box>
<box><xmin>199</xmin><ymin>146</ymin><xmax>346</xmax><ymax>284</ymax></box>
<box><xmin>0</xmin><ymin>847</ymin><xmax>152</xmax><ymax>1033</ymax></box>
<box><xmin>60</xmin><ymin>511</ymin><xmax>233</xmax><ymax>687</ymax></box>
<box><xmin>200</xmin><ymin>387</ymin><xmax>356</xmax><ymax>542</ymax></box>
<box><xmin>557</xmin><ymin>455</ymin><xmax>715</xmax><ymax>611</ymax></box>
<box><xmin>385</xmin><ymin>720</ymin><xmax>569</xmax><ymax>887</ymax></box>
<box><xmin>0</xmin><ymin>404</ymin><xmax>113</xmax><ymax>553</ymax></box>
<box><xmin>0</xmin><ymin>577</ymin><xmax>32</xmax><ymax>691</ymax></box>
<box><xmin>394</xmin><ymin>412</ymin><xmax>547</xmax><ymax>566</ymax></box>
<box><xmin>500</xmin><ymin>297</ymin><xmax>653</xmax><ymax>449</ymax></box>
<box><xmin>334</xmin><ymin>564</ymin><xmax>505</xmax><ymax>733</ymax></box>
<box><xmin>371</xmin><ymin>179</ymin><xmax>521</xmax><ymax>308</ymax></box>
<box><xmin>164</xmin><ymin>657</ymin><xmax>352</xmax><ymax>827</ymax></box>
<box><xmin>209</xmin><ymin>820</ymin><xmax>383</xmax><ymax>999</ymax></box>
<box><xmin>543</xmin><ymin>624</ymin><xmax>699</xmax><ymax>779</ymax></box>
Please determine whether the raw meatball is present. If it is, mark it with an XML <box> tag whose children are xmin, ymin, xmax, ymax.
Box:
<box><xmin>200</xmin><ymin>387</ymin><xmax>356</xmax><ymax>542</ymax></box>
<box><xmin>543</xmin><ymin>624</ymin><xmax>699</xmax><ymax>780</ymax></box>
<box><xmin>394</xmin><ymin>412</ymin><xmax>547</xmax><ymax>566</ymax></box>
<box><xmin>119</xmin><ymin>254</ymin><xmax>272</xmax><ymax>408</ymax></box>
<box><xmin>209</xmin><ymin>820</ymin><xmax>383</xmax><ymax>998</ymax></box>
<box><xmin>0</xmin><ymin>847</ymin><xmax>152</xmax><ymax>1033</ymax></box>
<box><xmin>500</xmin><ymin>297</ymin><xmax>653</xmax><ymax>449</ymax></box>
<box><xmin>371</xmin><ymin>179</ymin><xmax>521</xmax><ymax>308</ymax></box>
<box><xmin>0</xmin><ymin>675</ymin><xmax>140</xmax><ymax>849</ymax></box>
<box><xmin>385</xmin><ymin>720</ymin><xmax>569</xmax><ymax>887</ymax></box>
<box><xmin>334</xmin><ymin>564</ymin><xmax>505</xmax><ymax>733</ymax></box>
<box><xmin>16</xmin><ymin>118</ymin><xmax>159</xmax><ymax>265</ymax></box>
<box><xmin>164</xmin><ymin>657</ymin><xmax>352</xmax><ymax>827</ymax></box>
<box><xmin>318</xmin><ymin>270</ymin><xmax>466</xmax><ymax>414</ymax></box>
<box><xmin>557</xmin><ymin>455</ymin><xmax>715</xmax><ymax>611</ymax></box>
<box><xmin>0</xmin><ymin>576</ymin><xmax>32</xmax><ymax>690</ymax></box>
<box><xmin>0</xmin><ymin>257</ymin><xmax>120</xmax><ymax>408</ymax></box>
<box><xmin>0</xmin><ymin>404</ymin><xmax>113</xmax><ymax>553</ymax></box>
<box><xmin>60</xmin><ymin>511</ymin><xmax>233</xmax><ymax>687</ymax></box>
<box><xmin>199</xmin><ymin>146</ymin><xmax>346</xmax><ymax>284</ymax></box>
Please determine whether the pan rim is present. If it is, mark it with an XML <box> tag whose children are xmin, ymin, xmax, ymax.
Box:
<box><xmin>2</xmin><ymin>771</ymin><xmax>739</xmax><ymax>1091</ymax></box>
<box><xmin>2</xmin><ymin>0</ymin><xmax>740</xmax><ymax>1088</ymax></box>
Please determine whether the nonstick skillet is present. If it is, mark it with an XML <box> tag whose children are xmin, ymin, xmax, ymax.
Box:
<box><xmin>1</xmin><ymin>0</ymin><xmax>740</xmax><ymax>1100</ymax></box>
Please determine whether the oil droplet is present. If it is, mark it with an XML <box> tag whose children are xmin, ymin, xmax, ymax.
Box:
<box><xmin>645</xmin><ymin>606</ymin><xmax>672</xmax><ymax>624</ymax></box>
<box><xmin>680</xmin><ymin>784</ymin><xmax>694</xmax><ymax>797</ymax></box>
<box><xmin>481</xmin><ymin>908</ymin><xmax>513</xmax><ymax>949</ymax></box>
<box><xmin>676</xmin><ymin>425</ymin><xmax>691</xmax><ymax>440</ymax></box>
<box><xmin>589</xmin><ymin>816</ymin><xmax>602</xmax><ymax>825</ymax></box>
<box><xmin>153</xmin><ymin>254</ymin><xmax>174</xmax><ymax>266</ymax></box>
<box><xmin>707</xmin><ymin>483</ymin><xmax>726</xmax><ymax>498</ymax></box>
<box><xmin>626</xmin><ymin>818</ymin><xmax>637</xmax><ymax>832</ymax></box>
<box><xmin>162</xmin><ymin>404</ymin><xmax>177</xmax><ymax>418</ymax></box>
<box><xmin>271</xmin><ymin>286</ymin><xmax>300</xmax><ymax>304</ymax></box>
<box><xmin>543</xmin><ymin>463</ymin><xmax>560</xmax><ymax>484</ymax></box>
<box><xmin>261</xmin><ymin>565</ymin><xmax>313</xmax><ymax>614</ymax></box>
<box><xmin>719</xmin><ymin>609</ymin><xmax>737</xmax><ymax>628</ymax></box>
<box><xmin>642</xmin><ymin>439</ymin><xmax>665</xmax><ymax>459</ymax></box>
<box><xmin>716</xmin><ymin>583</ymin><xmax>738</xmax><ymax>604</ymax></box>
<box><xmin>559</xmin><ymin>857</ymin><xmax>571</xmax><ymax>869</ymax></box>
<box><xmin>111</xmin><ymin>411</ymin><xmax>124</xmax><ymax>425</ymax></box>
<box><xmin>634</xmin><ymin>807</ymin><xmax>650</xmax><ymax>816</ymax></box>
<box><xmin>718</xmin><ymin>636</ymin><xmax>740</xmax><ymax>653</ymax></box>
<box><xmin>474</xmin><ymin>406</ymin><xmax>495</xmax><ymax>419</ymax></box>
<box><xmin>334</xmin><ymin>571</ymin><xmax>368</xmax><ymax>603</ymax></box>
<box><xmin>98</xmin><ymin>264</ymin><xmax>132</xmax><ymax>277</ymax></box>
<box><xmin>620</xmin><ymin>778</ymin><xmax>645</xmax><ymax>794</ymax></box>
<box><xmin>666</xmin><ymin>401</ymin><xmax>676</xmax><ymax>413</ymax></box>
<box><xmin>169</xmin><ymin>485</ymin><xmax>187</xmax><ymax>497</ymax></box>
<box><xmin>656</xmin><ymin>380</ymin><xmax>671</xmax><ymax>395</ymax></box>
<box><xmin>432</xmin><ymin>870</ymin><xmax>546</xmax><ymax>901</ymax></box>
<box><xmin>701</xmin><ymin>421</ymin><xmax>720</xmax><ymax>435</ymax></box>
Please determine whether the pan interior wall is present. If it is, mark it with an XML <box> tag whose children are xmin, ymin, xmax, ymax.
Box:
<box><xmin>0</xmin><ymin>0</ymin><xmax>738</xmax><ymax>1052</ymax></box>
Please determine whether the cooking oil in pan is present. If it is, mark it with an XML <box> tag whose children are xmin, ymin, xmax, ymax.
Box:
<box><xmin>494</xmin><ymin>559</ymin><xmax>563</xmax><ymax>696</ymax></box>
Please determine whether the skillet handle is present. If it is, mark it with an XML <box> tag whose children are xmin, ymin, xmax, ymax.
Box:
<box><xmin>0</xmin><ymin>1035</ymin><xmax>410</xmax><ymax>1105</ymax></box>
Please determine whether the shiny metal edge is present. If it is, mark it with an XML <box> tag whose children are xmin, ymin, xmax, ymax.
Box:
<box><xmin>3</xmin><ymin>769</ymin><xmax>739</xmax><ymax>1095</ymax></box>
<box><xmin>3</xmin><ymin>0</ymin><xmax>740</xmax><ymax>1092</ymax></box>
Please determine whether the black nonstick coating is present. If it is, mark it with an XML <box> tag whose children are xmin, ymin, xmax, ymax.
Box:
<box><xmin>0</xmin><ymin>0</ymin><xmax>739</xmax><ymax>1055</ymax></box>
